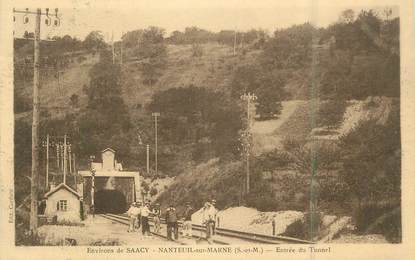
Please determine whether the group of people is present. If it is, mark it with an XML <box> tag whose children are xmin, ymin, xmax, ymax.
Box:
<box><xmin>126</xmin><ymin>201</ymin><xmax>161</xmax><ymax>236</ymax></box>
<box><xmin>126</xmin><ymin>199</ymin><xmax>218</xmax><ymax>242</ymax></box>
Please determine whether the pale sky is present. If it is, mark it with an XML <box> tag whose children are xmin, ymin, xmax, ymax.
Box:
<box><xmin>12</xmin><ymin>0</ymin><xmax>399</xmax><ymax>41</ymax></box>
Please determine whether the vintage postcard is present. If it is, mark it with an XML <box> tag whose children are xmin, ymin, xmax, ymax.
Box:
<box><xmin>0</xmin><ymin>0</ymin><xmax>414</xmax><ymax>259</ymax></box>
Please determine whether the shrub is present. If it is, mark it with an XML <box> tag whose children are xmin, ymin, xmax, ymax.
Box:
<box><xmin>150</xmin><ymin>187</ymin><xmax>158</xmax><ymax>197</ymax></box>
<box><xmin>354</xmin><ymin>202</ymin><xmax>401</xmax><ymax>243</ymax></box>
<box><xmin>191</xmin><ymin>43</ymin><xmax>203</xmax><ymax>57</ymax></box>
<box><xmin>316</xmin><ymin>99</ymin><xmax>348</xmax><ymax>128</ymax></box>
<box><xmin>89</xmin><ymin>239</ymin><xmax>120</xmax><ymax>246</ymax></box>
<box><xmin>282</xmin><ymin>219</ymin><xmax>305</xmax><ymax>239</ymax></box>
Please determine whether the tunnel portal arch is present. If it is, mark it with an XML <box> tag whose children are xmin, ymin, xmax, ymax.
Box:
<box><xmin>94</xmin><ymin>189</ymin><xmax>127</xmax><ymax>214</ymax></box>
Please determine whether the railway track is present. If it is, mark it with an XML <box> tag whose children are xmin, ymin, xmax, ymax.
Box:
<box><xmin>99</xmin><ymin>213</ymin><xmax>212</xmax><ymax>245</ymax></box>
<box><xmin>99</xmin><ymin>213</ymin><xmax>313</xmax><ymax>245</ymax></box>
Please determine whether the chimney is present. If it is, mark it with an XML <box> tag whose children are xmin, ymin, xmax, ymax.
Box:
<box><xmin>49</xmin><ymin>180</ymin><xmax>57</xmax><ymax>191</ymax></box>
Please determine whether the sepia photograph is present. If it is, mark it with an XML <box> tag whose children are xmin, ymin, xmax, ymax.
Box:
<box><xmin>6</xmin><ymin>0</ymin><xmax>406</xmax><ymax>252</ymax></box>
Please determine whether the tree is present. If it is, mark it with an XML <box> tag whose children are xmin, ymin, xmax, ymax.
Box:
<box><xmin>135</xmin><ymin>27</ymin><xmax>167</xmax><ymax>85</ymax></box>
<box><xmin>121</xmin><ymin>29</ymin><xmax>143</xmax><ymax>48</ymax></box>
<box><xmin>77</xmin><ymin>49</ymin><xmax>132</xmax><ymax>161</ymax></box>
<box><xmin>230</xmin><ymin>65</ymin><xmax>262</xmax><ymax>97</ymax></box>
<box><xmin>231</xmin><ymin>65</ymin><xmax>286</xmax><ymax>119</ymax></box>
<box><xmin>255</xmin><ymin>71</ymin><xmax>286</xmax><ymax>119</ymax></box>
<box><xmin>148</xmin><ymin>86</ymin><xmax>242</xmax><ymax>158</ymax></box>
<box><xmin>191</xmin><ymin>43</ymin><xmax>203</xmax><ymax>57</ymax></box>
<box><xmin>339</xmin><ymin>114</ymin><xmax>400</xmax><ymax>206</ymax></box>
<box><xmin>167</xmin><ymin>30</ymin><xmax>185</xmax><ymax>44</ymax></box>
<box><xmin>69</xmin><ymin>94</ymin><xmax>79</xmax><ymax>108</ymax></box>
<box><xmin>260</xmin><ymin>23</ymin><xmax>315</xmax><ymax>69</ymax></box>
<box><xmin>281</xmin><ymin>138</ymin><xmax>340</xmax><ymax>177</ymax></box>
<box><xmin>83</xmin><ymin>31</ymin><xmax>106</xmax><ymax>50</ymax></box>
<box><xmin>339</xmin><ymin>9</ymin><xmax>355</xmax><ymax>24</ymax></box>
<box><xmin>337</xmin><ymin>106</ymin><xmax>401</xmax><ymax>241</ymax></box>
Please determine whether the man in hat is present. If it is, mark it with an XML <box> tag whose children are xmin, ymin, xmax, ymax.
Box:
<box><xmin>165</xmin><ymin>204</ymin><xmax>179</xmax><ymax>241</ymax></box>
<box><xmin>210</xmin><ymin>199</ymin><xmax>218</xmax><ymax>235</ymax></box>
<box><xmin>126</xmin><ymin>202</ymin><xmax>139</xmax><ymax>232</ymax></box>
<box><xmin>182</xmin><ymin>202</ymin><xmax>193</xmax><ymax>238</ymax></box>
<box><xmin>141</xmin><ymin>202</ymin><xmax>151</xmax><ymax>236</ymax></box>
<box><xmin>202</xmin><ymin>201</ymin><xmax>214</xmax><ymax>242</ymax></box>
<box><xmin>152</xmin><ymin>203</ymin><xmax>161</xmax><ymax>233</ymax></box>
<box><xmin>135</xmin><ymin>201</ymin><xmax>142</xmax><ymax>230</ymax></box>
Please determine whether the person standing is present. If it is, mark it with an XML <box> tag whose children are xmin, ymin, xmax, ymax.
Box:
<box><xmin>182</xmin><ymin>202</ymin><xmax>193</xmax><ymax>238</ymax></box>
<box><xmin>202</xmin><ymin>202</ymin><xmax>214</xmax><ymax>242</ymax></box>
<box><xmin>153</xmin><ymin>203</ymin><xmax>161</xmax><ymax>233</ymax></box>
<box><xmin>126</xmin><ymin>202</ymin><xmax>138</xmax><ymax>232</ymax></box>
<box><xmin>135</xmin><ymin>201</ymin><xmax>142</xmax><ymax>231</ymax></box>
<box><xmin>165</xmin><ymin>204</ymin><xmax>179</xmax><ymax>241</ymax></box>
<box><xmin>210</xmin><ymin>199</ymin><xmax>218</xmax><ymax>235</ymax></box>
<box><xmin>141</xmin><ymin>202</ymin><xmax>151</xmax><ymax>236</ymax></box>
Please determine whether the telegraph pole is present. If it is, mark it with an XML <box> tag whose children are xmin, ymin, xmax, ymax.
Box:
<box><xmin>240</xmin><ymin>93</ymin><xmax>257</xmax><ymax>194</ymax></box>
<box><xmin>112</xmin><ymin>31</ymin><xmax>115</xmax><ymax>64</ymax></box>
<box><xmin>233</xmin><ymin>29</ymin><xmax>237</xmax><ymax>56</ymax></box>
<box><xmin>73</xmin><ymin>153</ymin><xmax>77</xmax><ymax>190</ymax></box>
<box><xmin>146</xmin><ymin>144</ymin><xmax>150</xmax><ymax>175</ymax></box>
<box><xmin>120</xmin><ymin>31</ymin><xmax>124</xmax><ymax>65</ymax></box>
<box><xmin>152</xmin><ymin>112</ymin><xmax>160</xmax><ymax>177</ymax></box>
<box><xmin>63</xmin><ymin>134</ymin><xmax>67</xmax><ymax>184</ymax></box>
<box><xmin>42</xmin><ymin>134</ymin><xmax>50</xmax><ymax>189</ymax></box>
<box><xmin>56</xmin><ymin>142</ymin><xmax>60</xmax><ymax>171</ymax></box>
<box><xmin>90</xmin><ymin>155</ymin><xmax>96</xmax><ymax>217</ymax></box>
<box><xmin>14</xmin><ymin>6</ymin><xmax>60</xmax><ymax>235</ymax></box>
<box><xmin>45</xmin><ymin>134</ymin><xmax>49</xmax><ymax>189</ymax></box>
<box><xmin>28</xmin><ymin>8</ymin><xmax>41</xmax><ymax>234</ymax></box>
<box><xmin>68</xmin><ymin>144</ymin><xmax>72</xmax><ymax>174</ymax></box>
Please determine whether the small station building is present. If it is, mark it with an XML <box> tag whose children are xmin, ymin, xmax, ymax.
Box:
<box><xmin>44</xmin><ymin>183</ymin><xmax>82</xmax><ymax>222</ymax></box>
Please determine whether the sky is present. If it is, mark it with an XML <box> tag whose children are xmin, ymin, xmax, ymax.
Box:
<box><xmin>12</xmin><ymin>0</ymin><xmax>399</xmax><ymax>41</ymax></box>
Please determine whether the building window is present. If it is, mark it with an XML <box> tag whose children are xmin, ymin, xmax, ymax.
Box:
<box><xmin>58</xmin><ymin>200</ymin><xmax>67</xmax><ymax>211</ymax></box>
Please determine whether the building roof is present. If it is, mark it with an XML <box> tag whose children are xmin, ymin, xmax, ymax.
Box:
<box><xmin>101</xmin><ymin>148</ymin><xmax>115</xmax><ymax>153</ymax></box>
<box><xmin>44</xmin><ymin>183</ymin><xmax>81</xmax><ymax>199</ymax></box>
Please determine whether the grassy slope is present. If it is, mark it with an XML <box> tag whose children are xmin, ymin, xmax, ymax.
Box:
<box><xmin>121</xmin><ymin>43</ymin><xmax>260</xmax><ymax>121</ymax></box>
<box><xmin>15</xmin><ymin>43</ymin><xmax>259</xmax><ymax>121</ymax></box>
<box><xmin>15</xmin><ymin>53</ymin><xmax>99</xmax><ymax>122</ymax></box>
<box><xmin>14</xmin><ymin>43</ymin><xmax>399</xmax><ymax>216</ymax></box>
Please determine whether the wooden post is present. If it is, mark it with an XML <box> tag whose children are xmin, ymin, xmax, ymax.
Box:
<box><xmin>30</xmin><ymin>8</ymin><xmax>41</xmax><ymax>234</ymax></box>
<box><xmin>68</xmin><ymin>145</ymin><xmax>72</xmax><ymax>174</ymax></box>
<box><xmin>45</xmin><ymin>134</ymin><xmax>49</xmax><ymax>189</ymax></box>
<box><xmin>112</xmin><ymin>31</ymin><xmax>115</xmax><ymax>64</ymax></box>
<box><xmin>61</xmin><ymin>143</ymin><xmax>64</xmax><ymax>172</ymax></box>
<box><xmin>90</xmin><ymin>155</ymin><xmax>95</xmax><ymax>217</ymax></box>
<box><xmin>246</xmin><ymin>97</ymin><xmax>250</xmax><ymax>194</ymax></box>
<box><xmin>73</xmin><ymin>153</ymin><xmax>77</xmax><ymax>190</ymax></box>
<box><xmin>233</xmin><ymin>29</ymin><xmax>237</xmax><ymax>56</ymax></box>
<box><xmin>146</xmin><ymin>144</ymin><xmax>150</xmax><ymax>175</ymax></box>
<box><xmin>272</xmin><ymin>218</ymin><xmax>276</xmax><ymax>236</ymax></box>
<box><xmin>120</xmin><ymin>31</ymin><xmax>123</xmax><ymax>65</ymax></box>
<box><xmin>240</xmin><ymin>93</ymin><xmax>257</xmax><ymax>195</ymax></box>
<box><xmin>152</xmin><ymin>112</ymin><xmax>160</xmax><ymax>177</ymax></box>
<box><xmin>63</xmin><ymin>134</ymin><xmax>67</xmax><ymax>184</ymax></box>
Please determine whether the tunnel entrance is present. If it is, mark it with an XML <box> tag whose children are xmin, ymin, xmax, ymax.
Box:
<box><xmin>94</xmin><ymin>189</ymin><xmax>127</xmax><ymax>214</ymax></box>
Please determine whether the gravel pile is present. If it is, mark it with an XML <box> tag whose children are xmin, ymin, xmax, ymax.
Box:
<box><xmin>331</xmin><ymin>233</ymin><xmax>387</xmax><ymax>243</ymax></box>
<box><xmin>192</xmin><ymin>206</ymin><xmax>303</xmax><ymax>236</ymax></box>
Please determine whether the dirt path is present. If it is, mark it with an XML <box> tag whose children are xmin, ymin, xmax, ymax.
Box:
<box><xmin>251</xmin><ymin>100</ymin><xmax>305</xmax><ymax>154</ymax></box>
<box><xmin>38</xmin><ymin>215</ymin><xmax>168</xmax><ymax>245</ymax></box>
